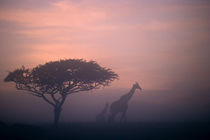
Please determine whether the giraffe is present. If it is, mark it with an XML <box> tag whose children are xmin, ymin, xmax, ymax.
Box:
<box><xmin>96</xmin><ymin>102</ymin><xmax>109</xmax><ymax>123</ymax></box>
<box><xmin>108</xmin><ymin>82</ymin><xmax>142</xmax><ymax>122</ymax></box>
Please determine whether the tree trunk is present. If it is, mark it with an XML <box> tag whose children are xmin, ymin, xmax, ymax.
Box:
<box><xmin>53</xmin><ymin>105</ymin><xmax>62</xmax><ymax>127</ymax></box>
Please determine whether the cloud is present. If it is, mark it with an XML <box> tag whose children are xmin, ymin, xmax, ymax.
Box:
<box><xmin>0</xmin><ymin>0</ymin><xmax>106</xmax><ymax>27</ymax></box>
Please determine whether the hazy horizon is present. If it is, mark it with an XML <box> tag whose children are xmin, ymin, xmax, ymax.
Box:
<box><xmin>1</xmin><ymin>88</ymin><xmax>210</xmax><ymax>123</ymax></box>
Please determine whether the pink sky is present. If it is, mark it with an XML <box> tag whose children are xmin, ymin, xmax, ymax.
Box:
<box><xmin>0</xmin><ymin>0</ymin><xmax>209</xmax><ymax>91</ymax></box>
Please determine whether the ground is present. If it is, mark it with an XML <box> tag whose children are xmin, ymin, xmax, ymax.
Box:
<box><xmin>0</xmin><ymin>122</ymin><xmax>210</xmax><ymax>140</ymax></box>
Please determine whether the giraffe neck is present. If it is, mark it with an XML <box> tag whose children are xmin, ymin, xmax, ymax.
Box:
<box><xmin>124</xmin><ymin>86</ymin><xmax>136</xmax><ymax>103</ymax></box>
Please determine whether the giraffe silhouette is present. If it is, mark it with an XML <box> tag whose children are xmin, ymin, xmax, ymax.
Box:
<box><xmin>96</xmin><ymin>102</ymin><xmax>109</xmax><ymax>123</ymax></box>
<box><xmin>108</xmin><ymin>82</ymin><xmax>142</xmax><ymax>122</ymax></box>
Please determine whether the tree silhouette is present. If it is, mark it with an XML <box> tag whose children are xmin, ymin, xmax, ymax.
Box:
<box><xmin>4</xmin><ymin>59</ymin><xmax>118</xmax><ymax>126</ymax></box>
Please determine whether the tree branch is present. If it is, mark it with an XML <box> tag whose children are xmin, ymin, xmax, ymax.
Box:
<box><xmin>51</xmin><ymin>94</ymin><xmax>59</xmax><ymax>104</ymax></box>
<box><xmin>42</xmin><ymin>94</ymin><xmax>55</xmax><ymax>107</ymax></box>
<box><xmin>60</xmin><ymin>95</ymin><xmax>66</xmax><ymax>106</ymax></box>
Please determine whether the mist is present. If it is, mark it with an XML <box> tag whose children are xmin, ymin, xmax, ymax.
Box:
<box><xmin>1</xmin><ymin>88</ymin><xmax>209</xmax><ymax>124</ymax></box>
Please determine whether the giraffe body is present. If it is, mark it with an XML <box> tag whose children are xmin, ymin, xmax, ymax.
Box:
<box><xmin>108</xmin><ymin>82</ymin><xmax>142</xmax><ymax>122</ymax></box>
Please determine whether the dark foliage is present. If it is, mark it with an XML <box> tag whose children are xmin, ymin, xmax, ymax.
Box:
<box><xmin>4</xmin><ymin>59</ymin><xmax>118</xmax><ymax>126</ymax></box>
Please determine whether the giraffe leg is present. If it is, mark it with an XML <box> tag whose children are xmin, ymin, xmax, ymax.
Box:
<box><xmin>108</xmin><ymin>112</ymin><xmax>117</xmax><ymax>123</ymax></box>
<box><xmin>120</xmin><ymin>110</ymin><xmax>127</xmax><ymax>123</ymax></box>
<box><xmin>108</xmin><ymin>113</ymin><xmax>114</xmax><ymax>123</ymax></box>
<box><xmin>108</xmin><ymin>114</ymin><xmax>113</xmax><ymax>123</ymax></box>
<box><xmin>120</xmin><ymin>112</ymin><xmax>124</xmax><ymax>122</ymax></box>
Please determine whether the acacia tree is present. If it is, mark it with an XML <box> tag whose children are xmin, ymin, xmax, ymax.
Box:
<box><xmin>4</xmin><ymin>59</ymin><xmax>118</xmax><ymax>126</ymax></box>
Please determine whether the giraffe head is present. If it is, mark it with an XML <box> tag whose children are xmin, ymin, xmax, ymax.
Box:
<box><xmin>134</xmin><ymin>82</ymin><xmax>142</xmax><ymax>91</ymax></box>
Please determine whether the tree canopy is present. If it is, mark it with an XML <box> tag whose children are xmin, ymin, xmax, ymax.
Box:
<box><xmin>5</xmin><ymin>59</ymin><xmax>118</xmax><ymax>97</ymax></box>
